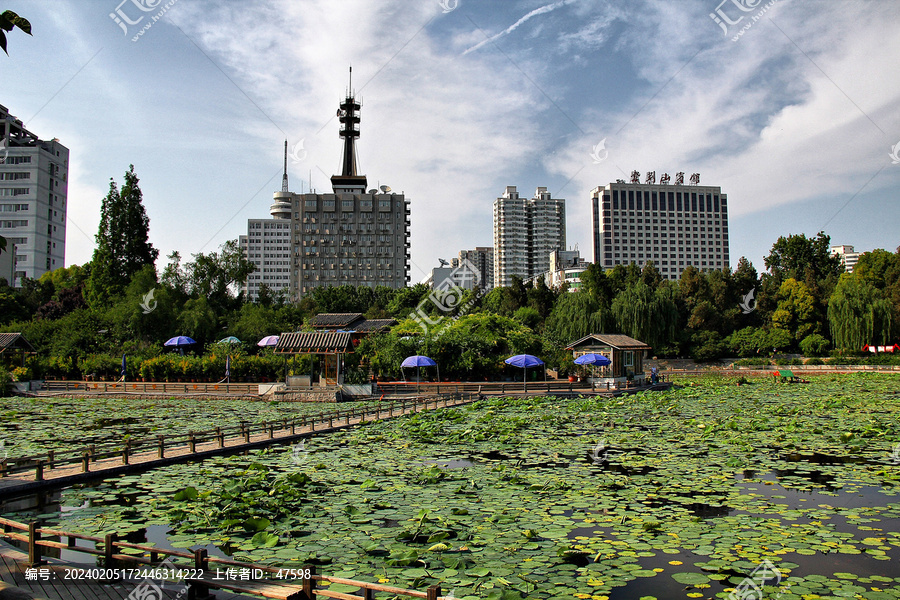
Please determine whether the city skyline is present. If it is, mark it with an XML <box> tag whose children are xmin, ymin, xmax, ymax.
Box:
<box><xmin>1</xmin><ymin>0</ymin><xmax>898</xmax><ymax>284</ymax></box>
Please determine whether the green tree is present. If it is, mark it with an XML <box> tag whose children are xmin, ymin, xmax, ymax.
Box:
<box><xmin>177</xmin><ymin>296</ymin><xmax>218</xmax><ymax>345</ymax></box>
<box><xmin>526</xmin><ymin>277</ymin><xmax>557</xmax><ymax>319</ymax></box>
<box><xmin>828</xmin><ymin>274</ymin><xmax>895</xmax><ymax>350</ymax></box>
<box><xmin>764</xmin><ymin>232</ymin><xmax>843</xmax><ymax>284</ymax></box>
<box><xmin>88</xmin><ymin>166</ymin><xmax>159</xmax><ymax>306</ymax></box>
<box><xmin>0</xmin><ymin>10</ymin><xmax>31</xmax><ymax>56</ymax></box>
<box><xmin>612</xmin><ymin>281</ymin><xmax>678</xmax><ymax>351</ymax></box>
<box><xmin>771</xmin><ymin>278</ymin><xmax>818</xmax><ymax>342</ymax></box>
<box><xmin>578</xmin><ymin>263</ymin><xmax>614</xmax><ymax>306</ymax></box>
<box><xmin>513</xmin><ymin>306</ymin><xmax>541</xmax><ymax>330</ymax></box>
<box><xmin>544</xmin><ymin>292</ymin><xmax>609</xmax><ymax>347</ymax></box>
<box><xmin>853</xmin><ymin>249</ymin><xmax>900</xmax><ymax>292</ymax></box>
<box><xmin>726</xmin><ymin>326</ymin><xmax>767</xmax><ymax>357</ymax></box>
<box><xmin>799</xmin><ymin>333</ymin><xmax>830</xmax><ymax>357</ymax></box>
<box><xmin>640</xmin><ymin>261</ymin><xmax>663</xmax><ymax>290</ymax></box>
<box><xmin>164</xmin><ymin>240</ymin><xmax>254</xmax><ymax>309</ymax></box>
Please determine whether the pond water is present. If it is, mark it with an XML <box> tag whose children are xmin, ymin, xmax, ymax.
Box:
<box><xmin>2</xmin><ymin>376</ymin><xmax>899</xmax><ymax>599</ymax></box>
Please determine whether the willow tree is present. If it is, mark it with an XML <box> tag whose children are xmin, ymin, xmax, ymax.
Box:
<box><xmin>544</xmin><ymin>292</ymin><xmax>610</xmax><ymax>346</ymax></box>
<box><xmin>611</xmin><ymin>281</ymin><xmax>678</xmax><ymax>350</ymax></box>
<box><xmin>828</xmin><ymin>275</ymin><xmax>894</xmax><ymax>350</ymax></box>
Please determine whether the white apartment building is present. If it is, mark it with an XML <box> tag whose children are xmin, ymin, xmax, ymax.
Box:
<box><xmin>591</xmin><ymin>177</ymin><xmax>729</xmax><ymax>280</ymax></box>
<box><xmin>830</xmin><ymin>244</ymin><xmax>861</xmax><ymax>273</ymax></box>
<box><xmin>239</xmin><ymin>203</ymin><xmax>293</xmax><ymax>301</ymax></box>
<box><xmin>493</xmin><ymin>186</ymin><xmax>565</xmax><ymax>288</ymax></box>
<box><xmin>528</xmin><ymin>249</ymin><xmax>589</xmax><ymax>291</ymax></box>
<box><xmin>1</xmin><ymin>104</ymin><xmax>68</xmax><ymax>286</ymax></box>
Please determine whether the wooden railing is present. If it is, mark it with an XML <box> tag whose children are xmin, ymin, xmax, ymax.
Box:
<box><xmin>40</xmin><ymin>380</ymin><xmax>263</xmax><ymax>395</ymax></box>
<box><xmin>0</xmin><ymin>516</ymin><xmax>447</xmax><ymax>599</ymax></box>
<box><xmin>376</xmin><ymin>377</ymin><xmax>667</xmax><ymax>396</ymax></box>
<box><xmin>0</xmin><ymin>394</ymin><xmax>478</xmax><ymax>482</ymax></box>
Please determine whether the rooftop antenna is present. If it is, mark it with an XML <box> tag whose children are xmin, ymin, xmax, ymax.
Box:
<box><xmin>281</xmin><ymin>140</ymin><xmax>289</xmax><ymax>192</ymax></box>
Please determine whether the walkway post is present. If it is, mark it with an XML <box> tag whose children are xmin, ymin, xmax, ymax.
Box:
<box><xmin>302</xmin><ymin>564</ymin><xmax>317</xmax><ymax>599</ymax></box>
<box><xmin>27</xmin><ymin>521</ymin><xmax>45</xmax><ymax>566</ymax></box>
<box><xmin>103</xmin><ymin>533</ymin><xmax>116</xmax><ymax>569</ymax></box>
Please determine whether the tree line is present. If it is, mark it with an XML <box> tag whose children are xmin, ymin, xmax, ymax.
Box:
<box><xmin>1</xmin><ymin>165</ymin><xmax>899</xmax><ymax>382</ymax></box>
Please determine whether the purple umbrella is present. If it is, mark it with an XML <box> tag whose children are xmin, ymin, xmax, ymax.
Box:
<box><xmin>257</xmin><ymin>335</ymin><xmax>280</xmax><ymax>347</ymax></box>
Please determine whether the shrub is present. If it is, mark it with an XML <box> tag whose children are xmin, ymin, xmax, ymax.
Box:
<box><xmin>774</xmin><ymin>358</ymin><xmax>801</xmax><ymax>366</ymax></box>
<box><xmin>733</xmin><ymin>358</ymin><xmax>770</xmax><ymax>366</ymax></box>
<box><xmin>800</xmin><ymin>334</ymin><xmax>830</xmax><ymax>357</ymax></box>
<box><xmin>805</xmin><ymin>358</ymin><xmax>824</xmax><ymax>365</ymax></box>
<box><xmin>11</xmin><ymin>366</ymin><xmax>32</xmax><ymax>381</ymax></box>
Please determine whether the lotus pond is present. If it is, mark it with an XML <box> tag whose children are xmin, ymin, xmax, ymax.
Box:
<box><xmin>0</xmin><ymin>396</ymin><xmax>373</xmax><ymax>458</ymax></box>
<box><xmin>3</xmin><ymin>373</ymin><xmax>900</xmax><ymax>599</ymax></box>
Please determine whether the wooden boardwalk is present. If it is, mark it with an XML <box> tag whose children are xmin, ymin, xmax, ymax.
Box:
<box><xmin>0</xmin><ymin>395</ymin><xmax>476</xmax><ymax>498</ymax></box>
<box><xmin>0</xmin><ymin>541</ymin><xmax>252</xmax><ymax>599</ymax></box>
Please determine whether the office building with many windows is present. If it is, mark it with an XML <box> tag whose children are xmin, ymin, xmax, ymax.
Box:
<box><xmin>591</xmin><ymin>178</ymin><xmax>729</xmax><ymax>280</ymax></box>
<box><xmin>493</xmin><ymin>186</ymin><xmax>565</xmax><ymax>288</ymax></box>
<box><xmin>241</xmin><ymin>73</ymin><xmax>411</xmax><ymax>301</ymax></box>
<box><xmin>1</xmin><ymin>104</ymin><xmax>68</xmax><ymax>286</ymax></box>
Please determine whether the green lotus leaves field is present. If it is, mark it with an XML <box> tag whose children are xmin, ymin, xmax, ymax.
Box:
<box><xmin>0</xmin><ymin>397</ymin><xmax>374</xmax><ymax>458</ymax></box>
<box><xmin>3</xmin><ymin>373</ymin><xmax>900</xmax><ymax>599</ymax></box>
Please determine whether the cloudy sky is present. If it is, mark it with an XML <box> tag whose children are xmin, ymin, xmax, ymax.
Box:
<box><xmin>2</xmin><ymin>0</ymin><xmax>898</xmax><ymax>282</ymax></box>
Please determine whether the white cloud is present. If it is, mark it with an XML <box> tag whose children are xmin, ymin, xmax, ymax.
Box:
<box><xmin>463</xmin><ymin>0</ymin><xmax>579</xmax><ymax>55</ymax></box>
<box><xmin>546</xmin><ymin>0</ymin><xmax>900</xmax><ymax>263</ymax></box>
<box><xmin>168</xmin><ymin>0</ymin><xmax>564</xmax><ymax>277</ymax></box>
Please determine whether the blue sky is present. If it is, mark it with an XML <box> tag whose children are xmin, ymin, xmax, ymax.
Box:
<box><xmin>2</xmin><ymin>0</ymin><xmax>898</xmax><ymax>283</ymax></box>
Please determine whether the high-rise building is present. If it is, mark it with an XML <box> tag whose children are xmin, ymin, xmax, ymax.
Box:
<box><xmin>830</xmin><ymin>244</ymin><xmax>860</xmax><ymax>273</ymax></box>
<box><xmin>241</xmin><ymin>72</ymin><xmax>411</xmax><ymax>301</ymax></box>
<box><xmin>591</xmin><ymin>176</ymin><xmax>729</xmax><ymax>280</ymax></box>
<box><xmin>240</xmin><ymin>142</ymin><xmax>293</xmax><ymax>301</ymax></box>
<box><xmin>453</xmin><ymin>247</ymin><xmax>493</xmax><ymax>291</ymax></box>
<box><xmin>287</xmin><ymin>71</ymin><xmax>410</xmax><ymax>300</ymax></box>
<box><xmin>493</xmin><ymin>186</ymin><xmax>565</xmax><ymax>288</ymax></box>
<box><xmin>0</xmin><ymin>104</ymin><xmax>68</xmax><ymax>286</ymax></box>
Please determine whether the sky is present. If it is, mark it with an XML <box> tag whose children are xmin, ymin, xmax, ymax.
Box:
<box><xmin>2</xmin><ymin>0</ymin><xmax>899</xmax><ymax>284</ymax></box>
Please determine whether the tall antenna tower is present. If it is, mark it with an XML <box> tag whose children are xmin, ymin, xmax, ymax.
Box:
<box><xmin>281</xmin><ymin>140</ymin><xmax>289</xmax><ymax>192</ymax></box>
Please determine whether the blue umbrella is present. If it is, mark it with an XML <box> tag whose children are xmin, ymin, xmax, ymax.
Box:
<box><xmin>574</xmin><ymin>353</ymin><xmax>611</xmax><ymax>366</ymax></box>
<box><xmin>504</xmin><ymin>354</ymin><xmax>544</xmax><ymax>368</ymax></box>
<box><xmin>164</xmin><ymin>336</ymin><xmax>197</xmax><ymax>347</ymax></box>
<box><xmin>504</xmin><ymin>354</ymin><xmax>545</xmax><ymax>390</ymax></box>
<box><xmin>218</xmin><ymin>336</ymin><xmax>242</xmax><ymax>345</ymax></box>
<box><xmin>401</xmin><ymin>355</ymin><xmax>439</xmax><ymax>393</ymax></box>
<box><xmin>164</xmin><ymin>336</ymin><xmax>197</xmax><ymax>356</ymax></box>
<box><xmin>401</xmin><ymin>355</ymin><xmax>437</xmax><ymax>367</ymax></box>
<box><xmin>574</xmin><ymin>353</ymin><xmax>611</xmax><ymax>385</ymax></box>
